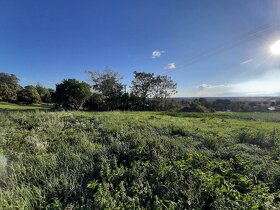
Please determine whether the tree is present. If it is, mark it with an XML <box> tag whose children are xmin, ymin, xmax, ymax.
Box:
<box><xmin>153</xmin><ymin>75</ymin><xmax>177</xmax><ymax>109</ymax></box>
<box><xmin>84</xmin><ymin>93</ymin><xmax>105</xmax><ymax>111</ymax></box>
<box><xmin>130</xmin><ymin>72</ymin><xmax>177</xmax><ymax>110</ymax></box>
<box><xmin>17</xmin><ymin>86</ymin><xmax>41</xmax><ymax>104</ymax></box>
<box><xmin>35</xmin><ymin>84</ymin><xmax>52</xmax><ymax>103</ymax></box>
<box><xmin>130</xmin><ymin>71</ymin><xmax>156</xmax><ymax>109</ymax></box>
<box><xmin>54</xmin><ymin>79</ymin><xmax>91</xmax><ymax>110</ymax></box>
<box><xmin>0</xmin><ymin>84</ymin><xmax>17</xmax><ymax>102</ymax></box>
<box><xmin>131</xmin><ymin>71</ymin><xmax>155</xmax><ymax>98</ymax></box>
<box><xmin>86</xmin><ymin>69</ymin><xmax>124</xmax><ymax>110</ymax></box>
<box><xmin>0</xmin><ymin>73</ymin><xmax>19</xmax><ymax>85</ymax></box>
<box><xmin>0</xmin><ymin>73</ymin><xmax>20</xmax><ymax>102</ymax></box>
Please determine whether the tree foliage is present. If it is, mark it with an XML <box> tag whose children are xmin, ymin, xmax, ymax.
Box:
<box><xmin>0</xmin><ymin>73</ymin><xmax>19</xmax><ymax>86</ymax></box>
<box><xmin>35</xmin><ymin>84</ymin><xmax>52</xmax><ymax>103</ymax></box>
<box><xmin>131</xmin><ymin>71</ymin><xmax>155</xmax><ymax>99</ymax></box>
<box><xmin>130</xmin><ymin>71</ymin><xmax>177</xmax><ymax>110</ymax></box>
<box><xmin>0</xmin><ymin>71</ymin><xmax>179</xmax><ymax>111</ymax></box>
<box><xmin>17</xmin><ymin>86</ymin><xmax>41</xmax><ymax>104</ymax></box>
<box><xmin>54</xmin><ymin>79</ymin><xmax>91</xmax><ymax>110</ymax></box>
<box><xmin>153</xmin><ymin>75</ymin><xmax>177</xmax><ymax>109</ymax></box>
<box><xmin>0</xmin><ymin>73</ymin><xmax>20</xmax><ymax>102</ymax></box>
<box><xmin>87</xmin><ymin>69</ymin><xmax>124</xmax><ymax>110</ymax></box>
<box><xmin>181</xmin><ymin>98</ymin><xmax>276</xmax><ymax>113</ymax></box>
<box><xmin>0</xmin><ymin>84</ymin><xmax>17</xmax><ymax>102</ymax></box>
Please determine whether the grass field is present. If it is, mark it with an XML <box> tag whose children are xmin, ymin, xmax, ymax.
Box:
<box><xmin>0</xmin><ymin>102</ymin><xmax>51</xmax><ymax>111</ymax></box>
<box><xmin>165</xmin><ymin>111</ymin><xmax>280</xmax><ymax>122</ymax></box>
<box><xmin>0</xmin><ymin>111</ymin><xmax>280</xmax><ymax>209</ymax></box>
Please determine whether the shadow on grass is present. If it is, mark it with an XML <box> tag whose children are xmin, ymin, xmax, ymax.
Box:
<box><xmin>0</xmin><ymin>109</ymin><xmax>53</xmax><ymax>113</ymax></box>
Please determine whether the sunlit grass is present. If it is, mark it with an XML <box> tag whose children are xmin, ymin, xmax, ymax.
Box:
<box><xmin>0</xmin><ymin>111</ymin><xmax>279</xmax><ymax>209</ymax></box>
<box><xmin>0</xmin><ymin>102</ymin><xmax>51</xmax><ymax>111</ymax></box>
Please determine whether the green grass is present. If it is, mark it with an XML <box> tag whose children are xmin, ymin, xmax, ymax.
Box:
<box><xmin>165</xmin><ymin>111</ymin><xmax>280</xmax><ymax>122</ymax></box>
<box><xmin>0</xmin><ymin>102</ymin><xmax>51</xmax><ymax>111</ymax></box>
<box><xmin>0</xmin><ymin>111</ymin><xmax>280</xmax><ymax>209</ymax></box>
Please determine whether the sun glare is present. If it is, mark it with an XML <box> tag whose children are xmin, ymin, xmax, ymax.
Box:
<box><xmin>270</xmin><ymin>40</ymin><xmax>280</xmax><ymax>55</ymax></box>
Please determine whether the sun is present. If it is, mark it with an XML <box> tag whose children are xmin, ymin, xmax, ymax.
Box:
<box><xmin>270</xmin><ymin>40</ymin><xmax>280</xmax><ymax>55</ymax></box>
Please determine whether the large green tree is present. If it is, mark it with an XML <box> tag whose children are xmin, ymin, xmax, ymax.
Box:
<box><xmin>54</xmin><ymin>79</ymin><xmax>91</xmax><ymax>110</ymax></box>
<box><xmin>0</xmin><ymin>73</ymin><xmax>20</xmax><ymax>102</ymax></box>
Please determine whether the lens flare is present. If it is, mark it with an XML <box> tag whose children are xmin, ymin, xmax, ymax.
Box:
<box><xmin>270</xmin><ymin>40</ymin><xmax>280</xmax><ymax>55</ymax></box>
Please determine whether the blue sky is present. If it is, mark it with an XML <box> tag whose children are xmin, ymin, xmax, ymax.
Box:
<box><xmin>1</xmin><ymin>0</ymin><xmax>280</xmax><ymax>96</ymax></box>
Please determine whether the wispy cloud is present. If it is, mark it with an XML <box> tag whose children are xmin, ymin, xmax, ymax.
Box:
<box><xmin>196</xmin><ymin>84</ymin><xmax>233</xmax><ymax>96</ymax></box>
<box><xmin>165</xmin><ymin>63</ymin><xmax>176</xmax><ymax>70</ymax></box>
<box><xmin>241</xmin><ymin>58</ymin><xmax>253</xmax><ymax>65</ymax></box>
<box><xmin>195</xmin><ymin>73</ymin><xmax>280</xmax><ymax>96</ymax></box>
<box><xmin>152</xmin><ymin>50</ymin><xmax>165</xmax><ymax>59</ymax></box>
<box><xmin>197</xmin><ymin>84</ymin><xmax>231</xmax><ymax>91</ymax></box>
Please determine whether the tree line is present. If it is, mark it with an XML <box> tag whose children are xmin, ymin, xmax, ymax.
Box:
<box><xmin>2</xmin><ymin>71</ymin><xmax>277</xmax><ymax>112</ymax></box>
<box><xmin>0</xmin><ymin>70</ymin><xmax>179</xmax><ymax>111</ymax></box>
<box><xmin>0</xmin><ymin>73</ymin><xmax>53</xmax><ymax>104</ymax></box>
<box><xmin>181</xmin><ymin>98</ymin><xmax>279</xmax><ymax>112</ymax></box>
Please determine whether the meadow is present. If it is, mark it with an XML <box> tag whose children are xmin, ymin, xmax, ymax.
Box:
<box><xmin>0</xmin><ymin>102</ymin><xmax>50</xmax><ymax>111</ymax></box>
<box><xmin>0</xmin><ymin>111</ymin><xmax>280</xmax><ymax>209</ymax></box>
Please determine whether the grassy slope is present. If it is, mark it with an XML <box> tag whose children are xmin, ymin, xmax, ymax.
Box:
<box><xmin>0</xmin><ymin>111</ymin><xmax>280</xmax><ymax>209</ymax></box>
<box><xmin>0</xmin><ymin>102</ymin><xmax>50</xmax><ymax>111</ymax></box>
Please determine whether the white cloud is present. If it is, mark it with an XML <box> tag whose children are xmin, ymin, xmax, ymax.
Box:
<box><xmin>196</xmin><ymin>84</ymin><xmax>233</xmax><ymax>96</ymax></box>
<box><xmin>152</xmin><ymin>50</ymin><xmax>165</xmax><ymax>58</ymax></box>
<box><xmin>165</xmin><ymin>63</ymin><xmax>176</xmax><ymax>70</ymax></box>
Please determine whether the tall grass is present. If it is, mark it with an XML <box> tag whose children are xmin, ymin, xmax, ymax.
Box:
<box><xmin>0</xmin><ymin>111</ymin><xmax>280</xmax><ymax>209</ymax></box>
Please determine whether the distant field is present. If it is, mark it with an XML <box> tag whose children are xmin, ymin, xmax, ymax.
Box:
<box><xmin>165</xmin><ymin>111</ymin><xmax>280</xmax><ymax>122</ymax></box>
<box><xmin>0</xmin><ymin>111</ymin><xmax>280</xmax><ymax>209</ymax></box>
<box><xmin>0</xmin><ymin>102</ymin><xmax>51</xmax><ymax>111</ymax></box>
